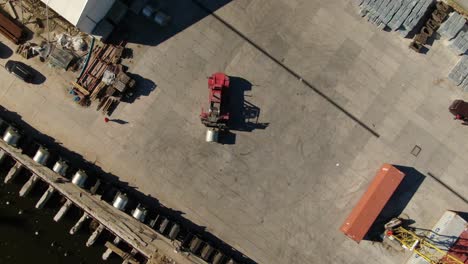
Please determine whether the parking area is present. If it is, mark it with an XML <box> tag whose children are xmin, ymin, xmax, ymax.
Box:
<box><xmin>0</xmin><ymin>0</ymin><xmax>467</xmax><ymax>263</ymax></box>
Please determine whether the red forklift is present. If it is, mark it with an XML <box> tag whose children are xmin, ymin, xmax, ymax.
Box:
<box><xmin>200</xmin><ymin>73</ymin><xmax>230</xmax><ymax>142</ymax></box>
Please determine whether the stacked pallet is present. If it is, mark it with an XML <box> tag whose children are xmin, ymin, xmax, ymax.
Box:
<box><xmin>438</xmin><ymin>11</ymin><xmax>468</xmax><ymax>54</ymax></box>
<box><xmin>358</xmin><ymin>0</ymin><xmax>435</xmax><ymax>35</ymax></box>
<box><xmin>72</xmin><ymin>43</ymin><xmax>133</xmax><ymax>114</ymax></box>
<box><xmin>438</xmin><ymin>12</ymin><xmax>466</xmax><ymax>39</ymax></box>
<box><xmin>448</xmin><ymin>56</ymin><xmax>468</xmax><ymax>91</ymax></box>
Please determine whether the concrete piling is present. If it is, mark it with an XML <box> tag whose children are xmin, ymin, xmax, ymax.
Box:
<box><xmin>4</xmin><ymin>161</ymin><xmax>23</xmax><ymax>183</ymax></box>
<box><xmin>36</xmin><ymin>186</ymin><xmax>55</xmax><ymax>209</ymax></box>
<box><xmin>86</xmin><ymin>224</ymin><xmax>105</xmax><ymax>247</ymax></box>
<box><xmin>70</xmin><ymin>212</ymin><xmax>90</xmax><ymax>235</ymax></box>
<box><xmin>53</xmin><ymin>199</ymin><xmax>73</xmax><ymax>222</ymax></box>
<box><xmin>0</xmin><ymin>149</ymin><xmax>7</xmax><ymax>164</ymax></box>
<box><xmin>19</xmin><ymin>174</ymin><xmax>39</xmax><ymax>197</ymax></box>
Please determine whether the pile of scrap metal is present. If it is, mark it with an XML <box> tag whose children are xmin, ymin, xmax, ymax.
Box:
<box><xmin>71</xmin><ymin>43</ymin><xmax>135</xmax><ymax>115</ymax></box>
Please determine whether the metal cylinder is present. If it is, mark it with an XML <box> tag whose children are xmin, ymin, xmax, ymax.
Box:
<box><xmin>205</xmin><ymin>128</ymin><xmax>218</xmax><ymax>143</ymax></box>
<box><xmin>112</xmin><ymin>193</ymin><xmax>128</xmax><ymax>211</ymax></box>
<box><xmin>52</xmin><ymin>159</ymin><xmax>68</xmax><ymax>176</ymax></box>
<box><xmin>33</xmin><ymin>146</ymin><xmax>50</xmax><ymax>165</ymax></box>
<box><xmin>71</xmin><ymin>170</ymin><xmax>87</xmax><ymax>188</ymax></box>
<box><xmin>132</xmin><ymin>205</ymin><xmax>147</xmax><ymax>222</ymax></box>
<box><xmin>168</xmin><ymin>223</ymin><xmax>180</xmax><ymax>240</ymax></box>
<box><xmin>3</xmin><ymin>126</ymin><xmax>21</xmax><ymax>146</ymax></box>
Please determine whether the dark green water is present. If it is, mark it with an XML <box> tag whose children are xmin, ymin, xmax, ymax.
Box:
<box><xmin>0</xmin><ymin>164</ymin><xmax>120</xmax><ymax>264</ymax></box>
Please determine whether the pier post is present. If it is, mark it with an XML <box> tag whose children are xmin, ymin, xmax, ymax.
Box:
<box><xmin>70</xmin><ymin>212</ymin><xmax>90</xmax><ymax>235</ymax></box>
<box><xmin>19</xmin><ymin>174</ymin><xmax>39</xmax><ymax>197</ymax></box>
<box><xmin>53</xmin><ymin>199</ymin><xmax>73</xmax><ymax>222</ymax></box>
<box><xmin>102</xmin><ymin>237</ymin><xmax>121</xmax><ymax>260</ymax></box>
<box><xmin>86</xmin><ymin>224</ymin><xmax>105</xmax><ymax>247</ymax></box>
<box><xmin>0</xmin><ymin>149</ymin><xmax>7</xmax><ymax>164</ymax></box>
<box><xmin>36</xmin><ymin>186</ymin><xmax>55</xmax><ymax>209</ymax></box>
<box><xmin>4</xmin><ymin>161</ymin><xmax>22</xmax><ymax>183</ymax></box>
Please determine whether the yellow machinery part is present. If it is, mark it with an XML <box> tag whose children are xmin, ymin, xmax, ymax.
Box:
<box><xmin>389</xmin><ymin>227</ymin><xmax>463</xmax><ymax>264</ymax></box>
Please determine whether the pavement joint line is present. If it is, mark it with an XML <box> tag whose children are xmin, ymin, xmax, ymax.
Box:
<box><xmin>427</xmin><ymin>171</ymin><xmax>467</xmax><ymax>204</ymax></box>
<box><xmin>191</xmin><ymin>0</ymin><xmax>380</xmax><ymax>138</ymax></box>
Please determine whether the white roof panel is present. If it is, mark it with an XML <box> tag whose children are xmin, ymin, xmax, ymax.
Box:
<box><xmin>40</xmin><ymin>0</ymin><xmax>88</xmax><ymax>26</ymax></box>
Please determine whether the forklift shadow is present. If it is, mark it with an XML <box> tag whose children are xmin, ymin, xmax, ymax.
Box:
<box><xmin>228</xmin><ymin>76</ymin><xmax>269</xmax><ymax>132</ymax></box>
<box><xmin>364</xmin><ymin>166</ymin><xmax>426</xmax><ymax>242</ymax></box>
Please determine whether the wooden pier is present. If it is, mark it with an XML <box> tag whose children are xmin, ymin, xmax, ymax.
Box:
<box><xmin>0</xmin><ymin>139</ymin><xmax>207</xmax><ymax>264</ymax></box>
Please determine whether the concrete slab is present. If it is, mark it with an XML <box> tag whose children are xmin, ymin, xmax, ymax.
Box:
<box><xmin>0</xmin><ymin>0</ymin><xmax>466</xmax><ymax>263</ymax></box>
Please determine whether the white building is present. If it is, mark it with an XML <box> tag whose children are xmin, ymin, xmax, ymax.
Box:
<box><xmin>40</xmin><ymin>0</ymin><xmax>115</xmax><ymax>33</ymax></box>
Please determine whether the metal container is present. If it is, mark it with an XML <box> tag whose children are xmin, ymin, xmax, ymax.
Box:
<box><xmin>33</xmin><ymin>146</ymin><xmax>50</xmax><ymax>165</ymax></box>
<box><xmin>189</xmin><ymin>236</ymin><xmax>202</xmax><ymax>253</ymax></box>
<box><xmin>3</xmin><ymin>126</ymin><xmax>21</xmax><ymax>146</ymax></box>
<box><xmin>205</xmin><ymin>128</ymin><xmax>219</xmax><ymax>143</ymax></box>
<box><xmin>71</xmin><ymin>170</ymin><xmax>87</xmax><ymax>188</ymax></box>
<box><xmin>168</xmin><ymin>223</ymin><xmax>180</xmax><ymax>240</ymax></box>
<box><xmin>159</xmin><ymin>218</ymin><xmax>171</xmax><ymax>234</ymax></box>
<box><xmin>340</xmin><ymin>164</ymin><xmax>405</xmax><ymax>243</ymax></box>
<box><xmin>212</xmin><ymin>251</ymin><xmax>225</xmax><ymax>264</ymax></box>
<box><xmin>52</xmin><ymin>159</ymin><xmax>68</xmax><ymax>176</ymax></box>
<box><xmin>112</xmin><ymin>193</ymin><xmax>128</xmax><ymax>211</ymax></box>
<box><xmin>132</xmin><ymin>204</ymin><xmax>147</xmax><ymax>222</ymax></box>
<box><xmin>201</xmin><ymin>243</ymin><xmax>214</xmax><ymax>261</ymax></box>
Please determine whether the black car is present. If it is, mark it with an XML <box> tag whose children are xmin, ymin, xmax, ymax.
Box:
<box><xmin>5</xmin><ymin>60</ymin><xmax>34</xmax><ymax>83</ymax></box>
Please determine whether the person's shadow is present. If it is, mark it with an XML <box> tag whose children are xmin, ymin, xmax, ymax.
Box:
<box><xmin>109</xmin><ymin>119</ymin><xmax>128</xmax><ymax>125</ymax></box>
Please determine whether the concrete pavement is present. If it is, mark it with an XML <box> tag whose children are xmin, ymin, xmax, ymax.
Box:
<box><xmin>0</xmin><ymin>0</ymin><xmax>466</xmax><ymax>263</ymax></box>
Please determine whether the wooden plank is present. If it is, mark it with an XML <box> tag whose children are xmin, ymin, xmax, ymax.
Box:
<box><xmin>104</xmin><ymin>242</ymin><xmax>139</xmax><ymax>264</ymax></box>
<box><xmin>71</xmin><ymin>82</ymin><xmax>90</xmax><ymax>95</ymax></box>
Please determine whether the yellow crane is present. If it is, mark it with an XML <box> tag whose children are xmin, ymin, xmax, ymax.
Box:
<box><xmin>384</xmin><ymin>218</ymin><xmax>463</xmax><ymax>264</ymax></box>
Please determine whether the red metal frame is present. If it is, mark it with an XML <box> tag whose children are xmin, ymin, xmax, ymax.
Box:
<box><xmin>201</xmin><ymin>73</ymin><xmax>230</xmax><ymax>129</ymax></box>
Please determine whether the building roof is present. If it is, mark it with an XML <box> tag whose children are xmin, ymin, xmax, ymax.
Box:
<box><xmin>40</xmin><ymin>0</ymin><xmax>88</xmax><ymax>26</ymax></box>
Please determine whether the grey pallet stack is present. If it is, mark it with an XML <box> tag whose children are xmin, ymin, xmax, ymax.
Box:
<box><xmin>448</xmin><ymin>26</ymin><xmax>468</xmax><ymax>55</ymax></box>
<box><xmin>359</xmin><ymin>0</ymin><xmax>435</xmax><ymax>34</ymax></box>
<box><xmin>387</xmin><ymin>0</ymin><xmax>419</xmax><ymax>31</ymax></box>
<box><xmin>438</xmin><ymin>12</ymin><xmax>466</xmax><ymax>40</ymax></box>
<box><xmin>359</xmin><ymin>0</ymin><xmax>405</xmax><ymax>29</ymax></box>
<box><xmin>399</xmin><ymin>0</ymin><xmax>435</xmax><ymax>36</ymax></box>
<box><xmin>448</xmin><ymin>56</ymin><xmax>468</xmax><ymax>91</ymax></box>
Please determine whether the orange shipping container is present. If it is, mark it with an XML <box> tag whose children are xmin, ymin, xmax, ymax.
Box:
<box><xmin>340</xmin><ymin>164</ymin><xmax>405</xmax><ymax>243</ymax></box>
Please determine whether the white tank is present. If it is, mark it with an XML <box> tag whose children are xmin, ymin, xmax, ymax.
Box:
<box><xmin>132</xmin><ymin>205</ymin><xmax>147</xmax><ymax>222</ymax></box>
<box><xmin>72</xmin><ymin>170</ymin><xmax>87</xmax><ymax>188</ymax></box>
<box><xmin>33</xmin><ymin>146</ymin><xmax>50</xmax><ymax>165</ymax></box>
<box><xmin>52</xmin><ymin>160</ymin><xmax>68</xmax><ymax>176</ymax></box>
<box><xmin>112</xmin><ymin>193</ymin><xmax>128</xmax><ymax>211</ymax></box>
<box><xmin>3</xmin><ymin>126</ymin><xmax>21</xmax><ymax>146</ymax></box>
<box><xmin>205</xmin><ymin>128</ymin><xmax>219</xmax><ymax>143</ymax></box>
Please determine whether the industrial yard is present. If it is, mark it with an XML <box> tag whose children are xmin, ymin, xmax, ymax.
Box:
<box><xmin>0</xmin><ymin>0</ymin><xmax>467</xmax><ymax>264</ymax></box>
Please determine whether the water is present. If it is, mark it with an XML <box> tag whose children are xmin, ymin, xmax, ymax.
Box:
<box><xmin>0</xmin><ymin>163</ymin><xmax>121</xmax><ymax>264</ymax></box>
